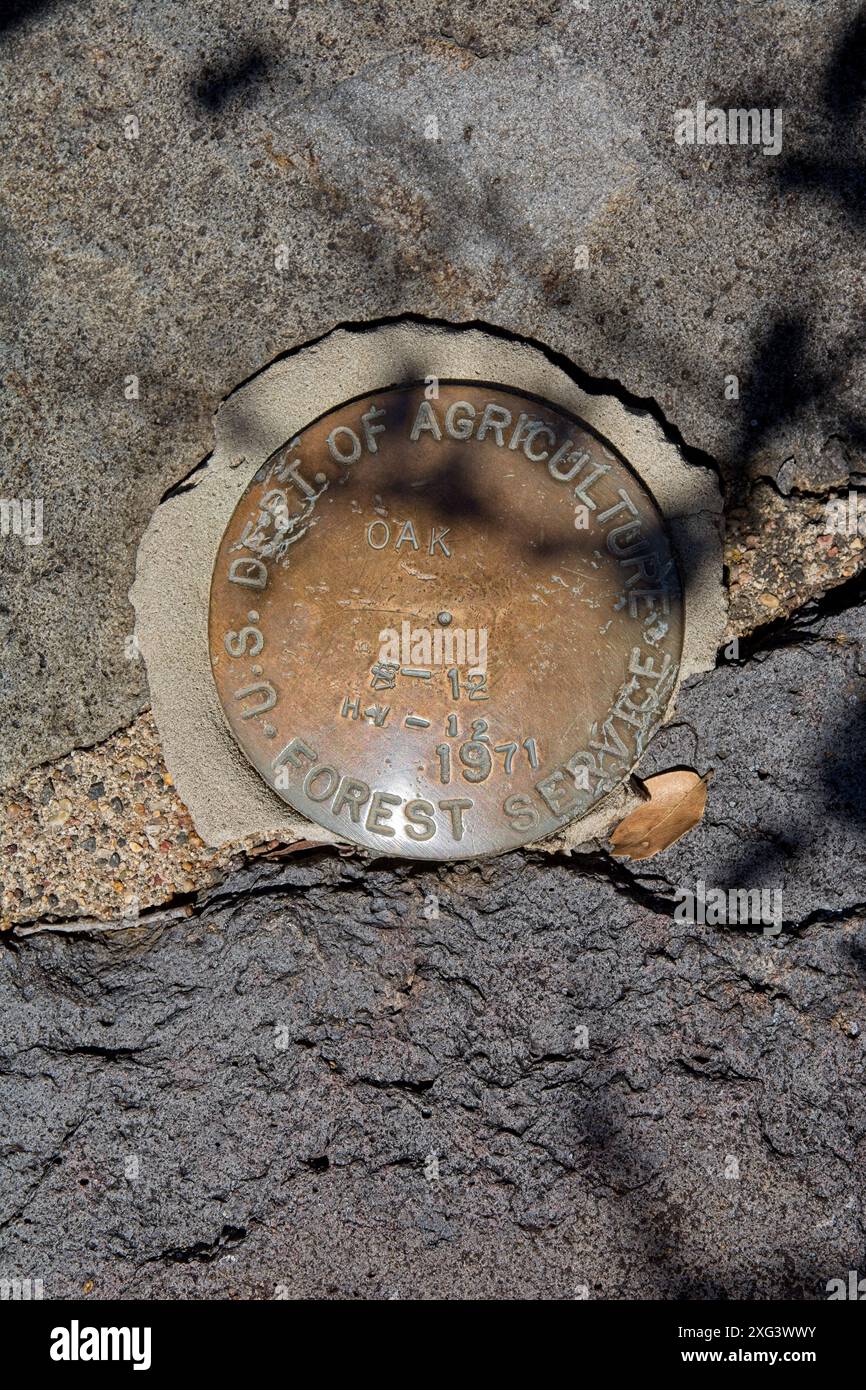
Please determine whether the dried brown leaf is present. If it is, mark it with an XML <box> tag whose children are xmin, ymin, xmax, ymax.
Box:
<box><xmin>609</xmin><ymin>769</ymin><xmax>710</xmax><ymax>861</ymax></box>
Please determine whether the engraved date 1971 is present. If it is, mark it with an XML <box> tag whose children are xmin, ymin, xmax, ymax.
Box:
<box><xmin>435</xmin><ymin>717</ymin><xmax>539</xmax><ymax>785</ymax></box>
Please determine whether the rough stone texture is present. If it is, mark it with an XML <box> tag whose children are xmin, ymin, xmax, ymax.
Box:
<box><xmin>0</xmin><ymin>710</ymin><xmax>274</xmax><ymax>928</ymax></box>
<box><xmin>4</xmin><ymin>0</ymin><xmax>866</xmax><ymax>783</ymax></box>
<box><xmin>0</xmin><ymin>704</ymin><xmax>637</xmax><ymax>927</ymax></box>
<box><xmin>629</xmin><ymin>595</ymin><xmax>866</xmax><ymax>922</ymax></box>
<box><xmin>2</xmin><ymin>601</ymin><xmax>865</xmax><ymax>1299</ymax></box>
<box><xmin>6</xmin><ymin>588</ymin><xmax>865</xmax><ymax>932</ymax></box>
<box><xmin>725</xmin><ymin>486</ymin><xmax>866</xmax><ymax>636</ymax></box>
<box><xmin>0</xmin><ymin>847</ymin><xmax>863</xmax><ymax>1301</ymax></box>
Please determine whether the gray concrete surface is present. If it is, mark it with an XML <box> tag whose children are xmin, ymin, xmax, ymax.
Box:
<box><xmin>3</xmin><ymin>0</ymin><xmax>866</xmax><ymax>783</ymax></box>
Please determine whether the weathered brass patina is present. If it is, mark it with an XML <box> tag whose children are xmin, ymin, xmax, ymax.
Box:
<box><xmin>208</xmin><ymin>383</ymin><xmax>684</xmax><ymax>859</ymax></box>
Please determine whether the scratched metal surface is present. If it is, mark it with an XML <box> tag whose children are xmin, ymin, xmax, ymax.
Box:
<box><xmin>208</xmin><ymin>383</ymin><xmax>684</xmax><ymax>858</ymax></box>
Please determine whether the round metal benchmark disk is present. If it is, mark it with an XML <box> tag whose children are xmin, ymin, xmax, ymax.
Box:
<box><xmin>208</xmin><ymin>382</ymin><xmax>685</xmax><ymax>860</ymax></box>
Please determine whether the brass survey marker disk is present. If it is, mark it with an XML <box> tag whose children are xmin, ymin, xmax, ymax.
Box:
<box><xmin>208</xmin><ymin>382</ymin><xmax>685</xmax><ymax>860</ymax></box>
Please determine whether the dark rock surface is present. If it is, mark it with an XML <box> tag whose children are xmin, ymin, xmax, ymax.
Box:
<box><xmin>2</xmin><ymin>760</ymin><xmax>864</xmax><ymax>1298</ymax></box>
<box><xmin>631</xmin><ymin>590</ymin><xmax>866</xmax><ymax>922</ymax></box>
